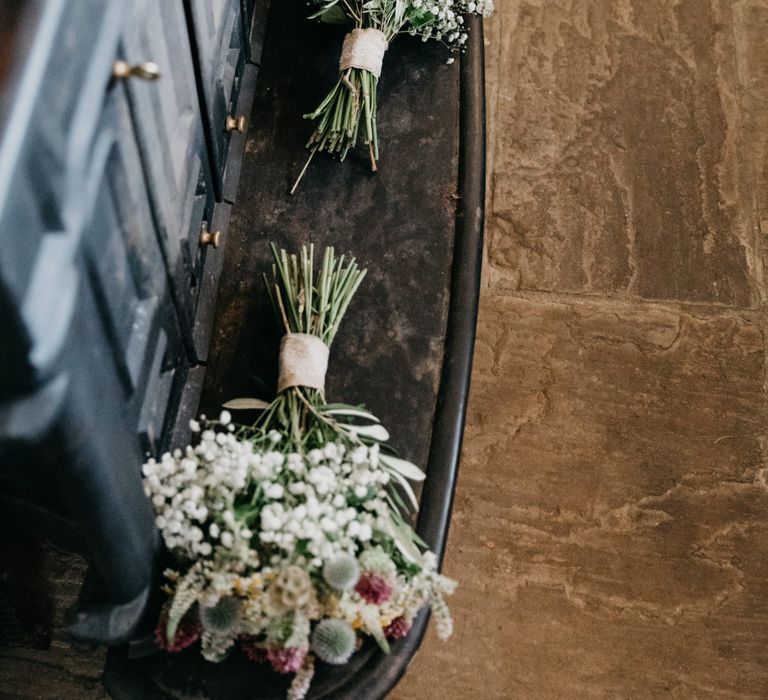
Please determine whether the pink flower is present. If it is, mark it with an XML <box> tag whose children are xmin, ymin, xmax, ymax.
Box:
<box><xmin>267</xmin><ymin>646</ymin><xmax>307</xmax><ymax>674</ymax></box>
<box><xmin>155</xmin><ymin>606</ymin><xmax>201</xmax><ymax>653</ymax></box>
<box><xmin>354</xmin><ymin>572</ymin><xmax>393</xmax><ymax>605</ymax></box>
<box><xmin>385</xmin><ymin>616</ymin><xmax>412</xmax><ymax>640</ymax></box>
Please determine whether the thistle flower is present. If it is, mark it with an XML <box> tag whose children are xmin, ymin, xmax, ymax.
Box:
<box><xmin>200</xmin><ymin>596</ymin><xmax>242</xmax><ymax>635</ymax></box>
<box><xmin>311</xmin><ymin>619</ymin><xmax>357</xmax><ymax>665</ymax></box>
<box><xmin>323</xmin><ymin>554</ymin><xmax>360</xmax><ymax>591</ymax></box>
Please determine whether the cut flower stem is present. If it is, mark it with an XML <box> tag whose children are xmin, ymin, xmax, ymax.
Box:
<box><xmin>290</xmin><ymin>0</ymin><xmax>494</xmax><ymax>192</ymax></box>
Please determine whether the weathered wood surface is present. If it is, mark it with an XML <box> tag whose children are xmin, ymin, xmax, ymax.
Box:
<box><xmin>395</xmin><ymin>2</ymin><xmax>768</xmax><ymax>698</ymax></box>
<box><xmin>197</xmin><ymin>0</ymin><xmax>459</xmax><ymax>472</ymax></box>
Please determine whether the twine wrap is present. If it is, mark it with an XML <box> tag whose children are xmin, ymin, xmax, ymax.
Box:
<box><xmin>339</xmin><ymin>28</ymin><xmax>388</xmax><ymax>79</ymax></box>
<box><xmin>278</xmin><ymin>333</ymin><xmax>330</xmax><ymax>394</ymax></box>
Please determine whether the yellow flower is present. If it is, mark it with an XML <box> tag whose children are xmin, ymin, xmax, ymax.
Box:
<box><xmin>246</xmin><ymin>575</ymin><xmax>264</xmax><ymax>599</ymax></box>
<box><xmin>325</xmin><ymin>594</ymin><xmax>340</xmax><ymax>615</ymax></box>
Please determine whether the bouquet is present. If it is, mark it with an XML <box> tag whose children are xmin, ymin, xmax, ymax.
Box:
<box><xmin>291</xmin><ymin>0</ymin><xmax>494</xmax><ymax>192</ymax></box>
<box><xmin>143</xmin><ymin>245</ymin><xmax>456</xmax><ymax>699</ymax></box>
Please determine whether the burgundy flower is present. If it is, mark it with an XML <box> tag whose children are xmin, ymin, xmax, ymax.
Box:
<box><xmin>267</xmin><ymin>646</ymin><xmax>307</xmax><ymax>674</ymax></box>
<box><xmin>155</xmin><ymin>606</ymin><xmax>201</xmax><ymax>653</ymax></box>
<box><xmin>354</xmin><ymin>572</ymin><xmax>393</xmax><ymax>605</ymax></box>
<box><xmin>240</xmin><ymin>638</ymin><xmax>268</xmax><ymax>663</ymax></box>
<box><xmin>385</xmin><ymin>616</ymin><xmax>412</xmax><ymax>640</ymax></box>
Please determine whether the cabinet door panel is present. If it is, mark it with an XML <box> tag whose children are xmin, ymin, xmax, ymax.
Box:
<box><xmin>186</xmin><ymin>0</ymin><xmax>246</xmax><ymax>195</ymax></box>
<box><xmin>121</xmin><ymin>0</ymin><xmax>213</xmax><ymax>349</ymax></box>
<box><xmin>0</xmin><ymin>0</ymin><xmax>189</xmax><ymax>608</ymax></box>
<box><xmin>81</xmin><ymin>81</ymin><xmax>167</xmax><ymax>403</ymax></box>
<box><xmin>0</xmin><ymin>0</ymin><xmax>122</xmax><ymax>391</ymax></box>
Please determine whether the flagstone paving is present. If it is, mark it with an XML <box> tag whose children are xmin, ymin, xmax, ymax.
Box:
<box><xmin>393</xmin><ymin>1</ymin><xmax>768</xmax><ymax>698</ymax></box>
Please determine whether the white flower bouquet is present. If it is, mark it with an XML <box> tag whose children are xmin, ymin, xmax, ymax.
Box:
<box><xmin>291</xmin><ymin>0</ymin><xmax>494</xmax><ymax>192</ymax></box>
<box><xmin>143</xmin><ymin>245</ymin><xmax>455</xmax><ymax>699</ymax></box>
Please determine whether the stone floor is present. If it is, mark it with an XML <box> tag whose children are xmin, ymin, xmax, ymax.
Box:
<box><xmin>393</xmin><ymin>1</ymin><xmax>768</xmax><ymax>698</ymax></box>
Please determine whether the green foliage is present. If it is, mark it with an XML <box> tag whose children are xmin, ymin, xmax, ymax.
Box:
<box><xmin>166</xmin><ymin>566</ymin><xmax>202</xmax><ymax>644</ymax></box>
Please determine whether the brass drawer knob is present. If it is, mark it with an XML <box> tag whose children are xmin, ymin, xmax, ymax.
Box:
<box><xmin>199</xmin><ymin>228</ymin><xmax>222</xmax><ymax>248</ymax></box>
<box><xmin>112</xmin><ymin>60</ymin><xmax>161</xmax><ymax>81</ymax></box>
<box><xmin>225</xmin><ymin>115</ymin><xmax>247</xmax><ymax>133</ymax></box>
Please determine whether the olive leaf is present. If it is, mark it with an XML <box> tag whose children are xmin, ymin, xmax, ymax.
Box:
<box><xmin>222</xmin><ymin>397</ymin><xmax>271</xmax><ymax>410</ymax></box>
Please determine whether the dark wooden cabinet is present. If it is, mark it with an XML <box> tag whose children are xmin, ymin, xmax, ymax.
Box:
<box><xmin>123</xmin><ymin>0</ymin><xmax>221</xmax><ymax>363</ymax></box>
<box><xmin>187</xmin><ymin>0</ymin><xmax>249</xmax><ymax>200</ymax></box>
<box><xmin>0</xmin><ymin>0</ymin><xmax>268</xmax><ymax>642</ymax></box>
